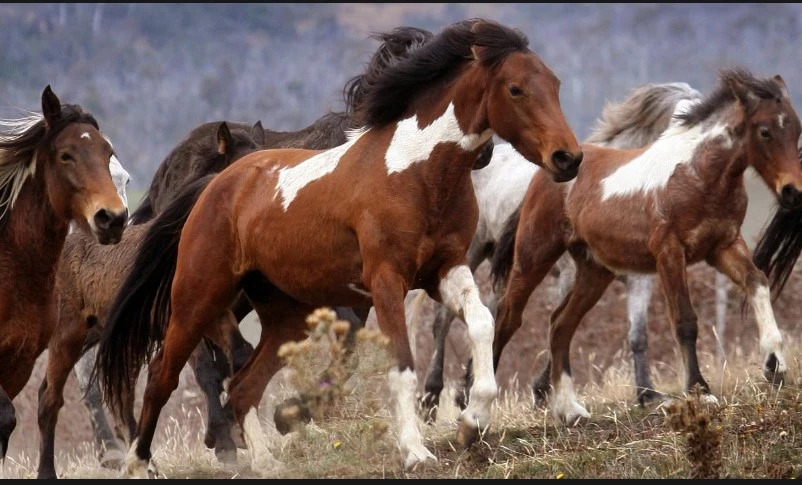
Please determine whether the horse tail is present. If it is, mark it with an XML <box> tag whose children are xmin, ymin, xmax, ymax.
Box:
<box><xmin>586</xmin><ymin>82</ymin><xmax>703</xmax><ymax>149</ymax></box>
<box><xmin>93</xmin><ymin>174</ymin><xmax>215</xmax><ymax>415</ymax></box>
<box><xmin>753</xmin><ymin>204</ymin><xmax>802</xmax><ymax>299</ymax></box>
<box><xmin>490</xmin><ymin>203</ymin><xmax>523</xmax><ymax>290</ymax></box>
<box><xmin>128</xmin><ymin>193</ymin><xmax>154</xmax><ymax>225</ymax></box>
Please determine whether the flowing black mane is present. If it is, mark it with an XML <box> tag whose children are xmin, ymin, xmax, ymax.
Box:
<box><xmin>358</xmin><ymin>18</ymin><xmax>530</xmax><ymax>128</ymax></box>
<box><xmin>676</xmin><ymin>67</ymin><xmax>786</xmax><ymax>127</ymax></box>
<box><xmin>0</xmin><ymin>103</ymin><xmax>98</xmax><ymax>231</ymax></box>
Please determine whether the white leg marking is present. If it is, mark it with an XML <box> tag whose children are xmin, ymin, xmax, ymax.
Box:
<box><xmin>626</xmin><ymin>274</ymin><xmax>654</xmax><ymax>344</ymax></box>
<box><xmin>752</xmin><ymin>285</ymin><xmax>787</xmax><ymax>373</ymax></box>
<box><xmin>388</xmin><ymin>367</ymin><xmax>436</xmax><ymax>469</ymax></box>
<box><xmin>551</xmin><ymin>374</ymin><xmax>590</xmax><ymax>426</ymax></box>
<box><xmin>439</xmin><ymin>265</ymin><xmax>498</xmax><ymax>433</ymax></box>
<box><xmin>124</xmin><ymin>438</ymin><xmax>149</xmax><ymax>478</ymax></box>
<box><xmin>242</xmin><ymin>407</ymin><xmax>282</xmax><ymax>474</ymax></box>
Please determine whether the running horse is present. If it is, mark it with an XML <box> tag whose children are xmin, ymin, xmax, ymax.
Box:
<box><xmin>0</xmin><ymin>86</ymin><xmax>127</xmax><ymax>460</ymax></box>
<box><xmin>95</xmin><ymin>18</ymin><xmax>582</xmax><ymax>475</ymax></box>
<box><xmin>487</xmin><ymin>67</ymin><xmax>802</xmax><ymax>425</ymax></box>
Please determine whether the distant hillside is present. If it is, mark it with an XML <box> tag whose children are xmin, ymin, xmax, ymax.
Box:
<box><xmin>1</xmin><ymin>3</ymin><xmax>800</xmax><ymax>189</ymax></box>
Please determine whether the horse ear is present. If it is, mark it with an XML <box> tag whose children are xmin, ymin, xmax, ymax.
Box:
<box><xmin>773</xmin><ymin>74</ymin><xmax>791</xmax><ymax>99</ymax></box>
<box><xmin>727</xmin><ymin>77</ymin><xmax>758</xmax><ymax>110</ymax></box>
<box><xmin>251</xmin><ymin>120</ymin><xmax>266</xmax><ymax>147</ymax></box>
<box><xmin>41</xmin><ymin>85</ymin><xmax>61</xmax><ymax>128</ymax></box>
<box><xmin>217</xmin><ymin>122</ymin><xmax>232</xmax><ymax>155</ymax></box>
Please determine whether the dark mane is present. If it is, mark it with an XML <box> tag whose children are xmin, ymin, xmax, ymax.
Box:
<box><xmin>343</xmin><ymin>26</ymin><xmax>434</xmax><ymax>120</ymax></box>
<box><xmin>677</xmin><ymin>67</ymin><xmax>787</xmax><ymax>127</ymax></box>
<box><xmin>359</xmin><ymin>18</ymin><xmax>529</xmax><ymax>128</ymax></box>
<box><xmin>0</xmin><ymin>104</ymin><xmax>98</xmax><ymax>231</ymax></box>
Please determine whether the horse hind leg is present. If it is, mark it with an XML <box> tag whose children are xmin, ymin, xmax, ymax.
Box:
<box><xmin>127</xmin><ymin>275</ymin><xmax>240</xmax><ymax>478</ymax></box>
<box><xmin>74</xmin><ymin>345</ymin><xmax>127</xmax><ymax>469</ymax></box>
<box><xmin>227</xmin><ymin>284</ymin><xmax>312</xmax><ymax>475</ymax></box>
<box><xmin>548</xmin><ymin>253</ymin><xmax>615</xmax><ymax>425</ymax></box>
<box><xmin>0</xmin><ymin>385</ymin><xmax>15</xmax><ymax>463</ymax></box>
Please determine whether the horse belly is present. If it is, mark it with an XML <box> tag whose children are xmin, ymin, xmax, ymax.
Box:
<box><xmin>256</xmin><ymin>235</ymin><xmax>368</xmax><ymax>307</ymax></box>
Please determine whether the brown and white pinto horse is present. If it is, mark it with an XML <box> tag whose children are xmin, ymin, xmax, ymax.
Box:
<box><xmin>95</xmin><ymin>18</ymin><xmax>582</xmax><ymax>475</ymax></box>
<box><xmin>489</xmin><ymin>67</ymin><xmax>802</xmax><ymax>425</ymax></box>
<box><xmin>0</xmin><ymin>85</ymin><xmax>127</xmax><ymax>460</ymax></box>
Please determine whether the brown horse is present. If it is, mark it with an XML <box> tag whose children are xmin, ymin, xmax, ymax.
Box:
<box><xmin>54</xmin><ymin>26</ymin><xmax>442</xmax><ymax>475</ymax></box>
<box><xmin>95</xmin><ymin>18</ymin><xmax>582</xmax><ymax>475</ymax></box>
<box><xmin>35</xmin><ymin>122</ymin><xmax>261</xmax><ymax>479</ymax></box>
<box><xmin>0</xmin><ymin>85</ymin><xmax>127</xmax><ymax>461</ymax></box>
<box><xmin>488</xmin><ymin>67</ymin><xmax>802</xmax><ymax>426</ymax></box>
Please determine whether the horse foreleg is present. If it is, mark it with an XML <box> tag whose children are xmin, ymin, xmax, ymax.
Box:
<box><xmin>655</xmin><ymin>239</ymin><xmax>713</xmax><ymax>399</ymax></box>
<box><xmin>37</xmin><ymin>315</ymin><xmax>111</xmax><ymax>479</ymax></box>
<box><xmin>436</xmin><ymin>264</ymin><xmax>497</xmax><ymax>451</ymax></box>
<box><xmin>73</xmin><ymin>345</ymin><xmax>127</xmax><ymax>469</ymax></box>
<box><xmin>710</xmin><ymin>238</ymin><xmax>786</xmax><ymax>385</ymax></box>
<box><xmin>549</xmin><ymin>255</ymin><xmax>614</xmax><ymax>425</ymax></box>
<box><xmin>624</xmin><ymin>274</ymin><xmax>662</xmax><ymax>406</ymax></box>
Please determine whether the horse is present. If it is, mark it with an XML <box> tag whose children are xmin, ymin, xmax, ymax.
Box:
<box><xmin>94</xmin><ymin>18</ymin><xmax>583</xmax><ymax>475</ymax></box>
<box><xmin>485</xmin><ymin>67</ymin><xmax>801</xmax><ymax>426</ymax></box>
<box><xmin>416</xmin><ymin>81</ymin><xmax>707</xmax><ymax>422</ymax></box>
<box><xmin>53</xmin><ymin>26</ymin><xmax>442</xmax><ymax>475</ymax></box>
<box><xmin>0</xmin><ymin>85</ymin><xmax>128</xmax><ymax>463</ymax></box>
<box><xmin>34</xmin><ymin>121</ymin><xmax>262</xmax><ymax>479</ymax></box>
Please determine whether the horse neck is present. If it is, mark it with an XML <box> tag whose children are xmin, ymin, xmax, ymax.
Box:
<box><xmin>693</xmin><ymin>119</ymin><xmax>750</xmax><ymax>197</ymax></box>
<box><xmin>3</xmin><ymin>171</ymin><xmax>70</xmax><ymax>270</ymax></box>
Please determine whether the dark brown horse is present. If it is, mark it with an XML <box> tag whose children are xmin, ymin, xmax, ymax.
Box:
<box><xmin>488</xmin><ymin>67</ymin><xmax>801</xmax><ymax>426</ymax></box>
<box><xmin>95</xmin><ymin>18</ymin><xmax>583</xmax><ymax>475</ymax></box>
<box><xmin>0</xmin><ymin>85</ymin><xmax>127</xmax><ymax>461</ymax></box>
<box><xmin>35</xmin><ymin>122</ymin><xmax>261</xmax><ymax>479</ymax></box>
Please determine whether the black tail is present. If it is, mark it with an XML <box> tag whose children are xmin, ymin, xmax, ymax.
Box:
<box><xmin>753</xmin><ymin>203</ymin><xmax>802</xmax><ymax>299</ymax></box>
<box><xmin>92</xmin><ymin>174</ymin><xmax>215</xmax><ymax>415</ymax></box>
<box><xmin>128</xmin><ymin>193</ymin><xmax>154</xmax><ymax>225</ymax></box>
<box><xmin>490</xmin><ymin>204</ymin><xmax>523</xmax><ymax>290</ymax></box>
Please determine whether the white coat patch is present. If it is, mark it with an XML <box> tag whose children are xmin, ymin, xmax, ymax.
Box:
<box><xmin>385</xmin><ymin>102</ymin><xmax>493</xmax><ymax>174</ymax></box>
<box><xmin>80</xmin><ymin>132</ymin><xmax>91</xmax><ymax>140</ymax></box>
<box><xmin>274</xmin><ymin>133</ymin><xmax>364</xmax><ymax>211</ymax></box>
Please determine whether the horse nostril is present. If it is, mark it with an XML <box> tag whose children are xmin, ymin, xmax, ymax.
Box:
<box><xmin>551</xmin><ymin>150</ymin><xmax>583</xmax><ymax>172</ymax></box>
<box><xmin>781</xmin><ymin>184</ymin><xmax>802</xmax><ymax>208</ymax></box>
<box><xmin>93</xmin><ymin>209</ymin><xmax>127</xmax><ymax>231</ymax></box>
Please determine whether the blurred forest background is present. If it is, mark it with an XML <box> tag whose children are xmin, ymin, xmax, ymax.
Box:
<box><xmin>1</xmin><ymin>3</ymin><xmax>801</xmax><ymax>193</ymax></box>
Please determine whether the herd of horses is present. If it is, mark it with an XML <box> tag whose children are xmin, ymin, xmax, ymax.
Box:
<box><xmin>1</xmin><ymin>17</ymin><xmax>800</xmax><ymax>479</ymax></box>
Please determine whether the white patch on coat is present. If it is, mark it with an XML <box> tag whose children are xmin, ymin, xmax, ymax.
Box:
<box><xmin>274</xmin><ymin>132</ymin><xmax>364</xmax><ymax>211</ymax></box>
<box><xmin>751</xmin><ymin>284</ymin><xmax>787</xmax><ymax>374</ymax></box>
<box><xmin>385</xmin><ymin>102</ymin><xmax>493</xmax><ymax>174</ymax></box>
<box><xmin>600</xmin><ymin>121</ymin><xmax>731</xmax><ymax>201</ymax></box>
<box><xmin>80</xmin><ymin>132</ymin><xmax>91</xmax><ymax>140</ymax></box>
<box><xmin>778</xmin><ymin>114</ymin><xmax>786</xmax><ymax>129</ymax></box>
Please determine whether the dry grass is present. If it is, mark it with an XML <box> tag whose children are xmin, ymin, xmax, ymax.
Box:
<box><xmin>4</xmin><ymin>313</ymin><xmax>800</xmax><ymax>480</ymax></box>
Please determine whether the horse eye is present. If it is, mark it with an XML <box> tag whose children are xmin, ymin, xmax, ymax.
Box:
<box><xmin>59</xmin><ymin>153</ymin><xmax>73</xmax><ymax>163</ymax></box>
<box><xmin>508</xmin><ymin>84</ymin><xmax>523</xmax><ymax>97</ymax></box>
<box><xmin>759</xmin><ymin>127</ymin><xmax>771</xmax><ymax>140</ymax></box>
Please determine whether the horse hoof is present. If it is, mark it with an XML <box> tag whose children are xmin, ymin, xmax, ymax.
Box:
<box><xmin>273</xmin><ymin>397</ymin><xmax>311</xmax><ymax>435</ymax></box>
<box><xmin>637</xmin><ymin>388</ymin><xmax>663</xmax><ymax>407</ymax></box>
<box><xmin>231</xmin><ymin>423</ymin><xmax>247</xmax><ymax>449</ymax></box>
<box><xmin>532</xmin><ymin>386</ymin><xmax>550</xmax><ymax>407</ymax></box>
<box><xmin>99</xmin><ymin>449</ymin><xmax>125</xmax><ymax>470</ymax></box>
<box><xmin>215</xmin><ymin>447</ymin><xmax>238</xmax><ymax>465</ymax></box>
<box><xmin>556</xmin><ymin>401</ymin><xmax>590</xmax><ymax>427</ymax></box>
<box><xmin>763</xmin><ymin>354</ymin><xmax>786</xmax><ymax>386</ymax></box>
<box><xmin>403</xmin><ymin>446</ymin><xmax>437</xmax><ymax>471</ymax></box>
<box><xmin>418</xmin><ymin>393</ymin><xmax>438</xmax><ymax>425</ymax></box>
<box><xmin>456</xmin><ymin>419</ymin><xmax>480</xmax><ymax>447</ymax></box>
<box><xmin>204</xmin><ymin>433</ymin><xmax>216</xmax><ymax>450</ymax></box>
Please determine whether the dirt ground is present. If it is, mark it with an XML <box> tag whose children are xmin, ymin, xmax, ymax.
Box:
<box><xmin>7</xmin><ymin>171</ymin><xmax>801</xmax><ymax>473</ymax></box>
